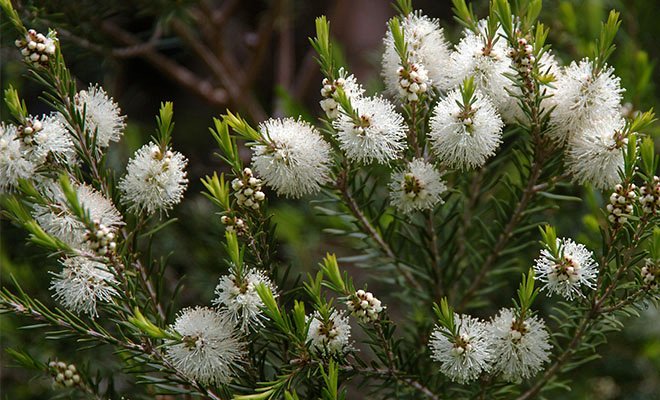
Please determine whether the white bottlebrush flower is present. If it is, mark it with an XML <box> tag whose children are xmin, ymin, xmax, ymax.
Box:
<box><xmin>0</xmin><ymin>124</ymin><xmax>36</xmax><ymax>192</ymax></box>
<box><xmin>565</xmin><ymin>116</ymin><xmax>626</xmax><ymax>190</ymax></box>
<box><xmin>251</xmin><ymin>118</ymin><xmax>332</xmax><ymax>198</ymax></box>
<box><xmin>429</xmin><ymin>88</ymin><xmax>504</xmax><ymax>169</ymax></box>
<box><xmin>75</xmin><ymin>84</ymin><xmax>126</xmax><ymax>147</ymax></box>
<box><xmin>429</xmin><ymin>314</ymin><xmax>493</xmax><ymax>384</ymax></box>
<box><xmin>448</xmin><ymin>22</ymin><xmax>517</xmax><ymax>121</ymax></box>
<box><xmin>490</xmin><ymin>308</ymin><xmax>551</xmax><ymax>382</ymax></box>
<box><xmin>166</xmin><ymin>307</ymin><xmax>245</xmax><ymax>385</ymax></box>
<box><xmin>332</xmin><ymin>96</ymin><xmax>406</xmax><ymax>164</ymax></box>
<box><xmin>22</xmin><ymin>114</ymin><xmax>76</xmax><ymax>165</ymax></box>
<box><xmin>534</xmin><ymin>238</ymin><xmax>598</xmax><ymax>299</ymax></box>
<box><xmin>389</xmin><ymin>158</ymin><xmax>447</xmax><ymax>213</ymax></box>
<box><xmin>33</xmin><ymin>182</ymin><xmax>123</xmax><ymax>249</ymax></box>
<box><xmin>50</xmin><ymin>256</ymin><xmax>119</xmax><ymax>317</ymax></box>
<box><xmin>382</xmin><ymin>12</ymin><xmax>453</xmax><ymax>95</ymax></box>
<box><xmin>213</xmin><ymin>268</ymin><xmax>277</xmax><ymax>331</ymax></box>
<box><xmin>307</xmin><ymin>310</ymin><xmax>352</xmax><ymax>357</ymax></box>
<box><xmin>320</xmin><ymin>68</ymin><xmax>365</xmax><ymax>119</ymax></box>
<box><xmin>548</xmin><ymin>60</ymin><xmax>623</xmax><ymax>144</ymax></box>
<box><xmin>119</xmin><ymin>142</ymin><xmax>189</xmax><ymax>214</ymax></box>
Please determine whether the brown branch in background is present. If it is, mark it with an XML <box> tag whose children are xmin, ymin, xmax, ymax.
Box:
<box><xmin>243</xmin><ymin>1</ymin><xmax>281</xmax><ymax>93</ymax></box>
<box><xmin>169</xmin><ymin>18</ymin><xmax>266</xmax><ymax>121</ymax></box>
<box><xmin>273</xmin><ymin>0</ymin><xmax>294</xmax><ymax>117</ymax></box>
<box><xmin>99</xmin><ymin>21</ymin><xmax>228</xmax><ymax>108</ymax></box>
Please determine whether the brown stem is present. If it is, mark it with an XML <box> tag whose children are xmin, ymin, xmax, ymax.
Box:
<box><xmin>134</xmin><ymin>260</ymin><xmax>166</xmax><ymax>321</ymax></box>
<box><xmin>457</xmin><ymin>149</ymin><xmax>546</xmax><ymax>311</ymax></box>
<box><xmin>337</xmin><ymin>170</ymin><xmax>422</xmax><ymax>292</ymax></box>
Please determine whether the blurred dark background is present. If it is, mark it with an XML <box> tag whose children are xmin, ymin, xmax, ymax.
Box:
<box><xmin>1</xmin><ymin>0</ymin><xmax>659</xmax><ymax>398</ymax></box>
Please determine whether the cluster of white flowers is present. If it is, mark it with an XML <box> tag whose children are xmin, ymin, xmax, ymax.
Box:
<box><xmin>74</xmin><ymin>85</ymin><xmax>126</xmax><ymax>148</ymax></box>
<box><xmin>0</xmin><ymin>117</ymin><xmax>75</xmax><ymax>193</ymax></box>
<box><xmin>429</xmin><ymin>88</ymin><xmax>503</xmax><ymax>170</ymax></box>
<box><xmin>449</xmin><ymin>22</ymin><xmax>520</xmax><ymax>122</ymax></box>
<box><xmin>549</xmin><ymin>60</ymin><xmax>623</xmax><ymax>144</ymax></box>
<box><xmin>251</xmin><ymin>118</ymin><xmax>332</xmax><ymax>198</ymax></box>
<box><xmin>640</xmin><ymin>176</ymin><xmax>660</xmax><ymax>215</ymax></box>
<box><xmin>220</xmin><ymin>215</ymin><xmax>247</xmax><ymax>235</ymax></box>
<box><xmin>213</xmin><ymin>268</ymin><xmax>277</xmax><ymax>331</ymax></box>
<box><xmin>396</xmin><ymin>62</ymin><xmax>430</xmax><ymax>102</ymax></box>
<box><xmin>18</xmin><ymin>115</ymin><xmax>76</xmax><ymax>165</ymax></box>
<box><xmin>382</xmin><ymin>12</ymin><xmax>452</xmax><ymax>96</ymax></box>
<box><xmin>346</xmin><ymin>289</ymin><xmax>384</xmax><ymax>323</ymax></box>
<box><xmin>119</xmin><ymin>142</ymin><xmax>189</xmax><ymax>215</ymax></box>
<box><xmin>319</xmin><ymin>69</ymin><xmax>365</xmax><ymax>119</ymax></box>
<box><xmin>565</xmin><ymin>115</ymin><xmax>626</xmax><ymax>190</ymax></box>
<box><xmin>15</xmin><ymin>29</ymin><xmax>56</xmax><ymax>65</ymax></box>
<box><xmin>306</xmin><ymin>310</ymin><xmax>352</xmax><ymax>357</ymax></box>
<box><xmin>489</xmin><ymin>308</ymin><xmax>552</xmax><ymax>382</ymax></box>
<box><xmin>430</xmin><ymin>309</ymin><xmax>551</xmax><ymax>383</ymax></box>
<box><xmin>33</xmin><ymin>182</ymin><xmax>123</xmax><ymax>250</ymax></box>
<box><xmin>508</xmin><ymin>37</ymin><xmax>536</xmax><ymax>77</ymax></box>
<box><xmin>232</xmin><ymin>167</ymin><xmax>265</xmax><ymax>209</ymax></box>
<box><xmin>166</xmin><ymin>307</ymin><xmax>245</xmax><ymax>385</ymax></box>
<box><xmin>84</xmin><ymin>220</ymin><xmax>117</xmax><ymax>257</ymax></box>
<box><xmin>429</xmin><ymin>314</ymin><xmax>493</xmax><ymax>383</ymax></box>
<box><xmin>48</xmin><ymin>361</ymin><xmax>81</xmax><ymax>388</ymax></box>
<box><xmin>389</xmin><ymin>158</ymin><xmax>446</xmax><ymax>213</ymax></box>
<box><xmin>333</xmin><ymin>96</ymin><xmax>406</xmax><ymax>164</ymax></box>
<box><xmin>640</xmin><ymin>259</ymin><xmax>658</xmax><ymax>287</ymax></box>
<box><xmin>547</xmin><ymin>59</ymin><xmax>630</xmax><ymax>190</ymax></box>
<box><xmin>50</xmin><ymin>256</ymin><xmax>119</xmax><ymax>317</ymax></box>
<box><xmin>606</xmin><ymin>183</ymin><xmax>637</xmax><ymax>225</ymax></box>
<box><xmin>534</xmin><ymin>238</ymin><xmax>598</xmax><ymax>300</ymax></box>
<box><xmin>0</xmin><ymin>124</ymin><xmax>37</xmax><ymax>192</ymax></box>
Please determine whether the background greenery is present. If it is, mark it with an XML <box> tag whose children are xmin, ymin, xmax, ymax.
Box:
<box><xmin>1</xmin><ymin>0</ymin><xmax>659</xmax><ymax>399</ymax></box>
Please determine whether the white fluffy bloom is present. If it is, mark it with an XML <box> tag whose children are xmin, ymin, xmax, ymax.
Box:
<box><xmin>548</xmin><ymin>60</ymin><xmax>623</xmax><ymax>144</ymax></box>
<box><xmin>307</xmin><ymin>310</ymin><xmax>352</xmax><ymax>357</ymax></box>
<box><xmin>429</xmin><ymin>88</ymin><xmax>504</xmax><ymax>169</ymax></box>
<box><xmin>429</xmin><ymin>314</ymin><xmax>493</xmax><ymax>383</ymax></box>
<box><xmin>332</xmin><ymin>96</ymin><xmax>406</xmax><ymax>164</ymax></box>
<box><xmin>382</xmin><ymin>12</ymin><xmax>453</xmax><ymax>95</ymax></box>
<box><xmin>0</xmin><ymin>124</ymin><xmax>35</xmax><ymax>192</ymax></box>
<box><xmin>75</xmin><ymin>84</ymin><xmax>126</xmax><ymax>147</ymax></box>
<box><xmin>490</xmin><ymin>308</ymin><xmax>551</xmax><ymax>382</ymax></box>
<box><xmin>33</xmin><ymin>182</ymin><xmax>123</xmax><ymax>249</ymax></box>
<box><xmin>534</xmin><ymin>238</ymin><xmax>598</xmax><ymax>299</ymax></box>
<box><xmin>252</xmin><ymin>118</ymin><xmax>332</xmax><ymax>198</ymax></box>
<box><xmin>119</xmin><ymin>142</ymin><xmax>189</xmax><ymax>214</ymax></box>
<box><xmin>50</xmin><ymin>256</ymin><xmax>119</xmax><ymax>317</ymax></box>
<box><xmin>22</xmin><ymin>115</ymin><xmax>76</xmax><ymax>165</ymax></box>
<box><xmin>565</xmin><ymin>116</ymin><xmax>626</xmax><ymax>190</ymax></box>
<box><xmin>213</xmin><ymin>268</ymin><xmax>277</xmax><ymax>331</ymax></box>
<box><xmin>166</xmin><ymin>307</ymin><xmax>245</xmax><ymax>385</ymax></box>
<box><xmin>389</xmin><ymin>158</ymin><xmax>447</xmax><ymax>213</ymax></box>
<box><xmin>448</xmin><ymin>22</ymin><xmax>517</xmax><ymax>121</ymax></box>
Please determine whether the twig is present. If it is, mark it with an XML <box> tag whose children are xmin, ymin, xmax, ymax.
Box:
<box><xmin>337</xmin><ymin>170</ymin><xmax>423</xmax><ymax>292</ymax></box>
<box><xmin>169</xmin><ymin>18</ymin><xmax>266</xmax><ymax>121</ymax></box>
<box><xmin>134</xmin><ymin>260</ymin><xmax>166</xmax><ymax>322</ymax></box>
<box><xmin>457</xmin><ymin>148</ymin><xmax>546</xmax><ymax>310</ymax></box>
<box><xmin>99</xmin><ymin>21</ymin><xmax>228</xmax><ymax>107</ymax></box>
